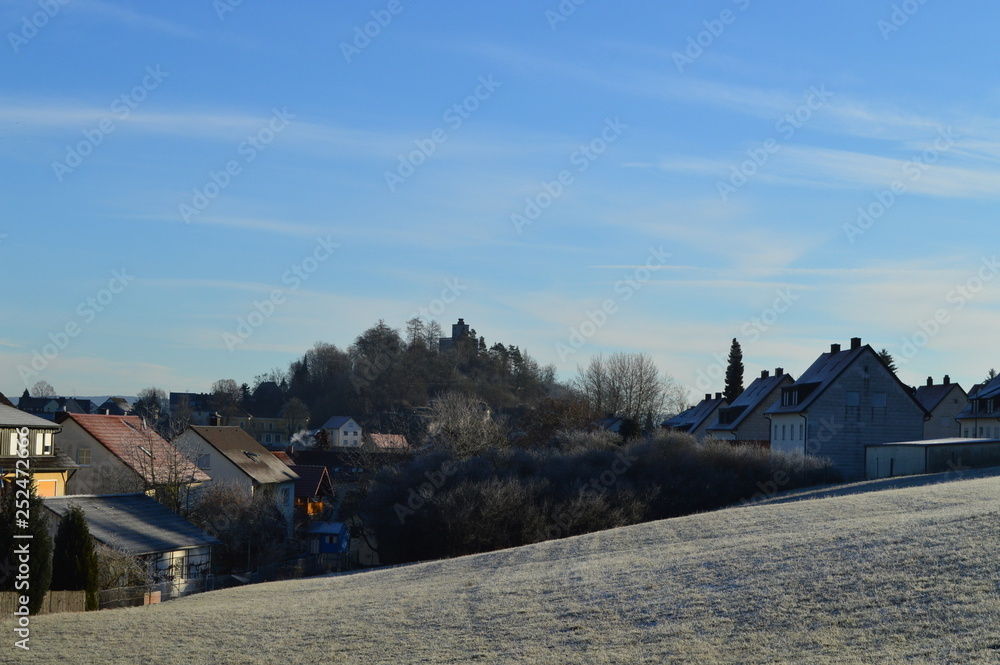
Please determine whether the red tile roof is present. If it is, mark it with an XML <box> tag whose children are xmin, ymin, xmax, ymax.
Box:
<box><xmin>369</xmin><ymin>433</ymin><xmax>409</xmax><ymax>450</ymax></box>
<box><xmin>62</xmin><ymin>414</ymin><xmax>210</xmax><ymax>484</ymax></box>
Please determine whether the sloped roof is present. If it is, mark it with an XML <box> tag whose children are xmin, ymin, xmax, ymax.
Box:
<box><xmin>187</xmin><ymin>426</ymin><xmax>299</xmax><ymax>486</ymax></box>
<box><xmin>44</xmin><ymin>493</ymin><xmax>220</xmax><ymax>556</ymax></box>
<box><xmin>915</xmin><ymin>382</ymin><xmax>966</xmax><ymax>413</ymax></box>
<box><xmin>662</xmin><ymin>396</ymin><xmax>727</xmax><ymax>432</ymax></box>
<box><xmin>708</xmin><ymin>373</ymin><xmax>794</xmax><ymax>433</ymax></box>
<box><xmin>60</xmin><ymin>414</ymin><xmax>210</xmax><ymax>484</ymax></box>
<box><xmin>0</xmin><ymin>404</ymin><xmax>61</xmax><ymax>429</ymax></box>
<box><xmin>321</xmin><ymin>416</ymin><xmax>355</xmax><ymax>430</ymax></box>
<box><xmin>956</xmin><ymin>378</ymin><xmax>1000</xmax><ymax>419</ymax></box>
<box><xmin>0</xmin><ymin>392</ymin><xmax>14</xmax><ymax>408</ymax></box>
<box><xmin>0</xmin><ymin>447</ymin><xmax>78</xmax><ymax>472</ymax></box>
<box><xmin>288</xmin><ymin>464</ymin><xmax>333</xmax><ymax>499</ymax></box>
<box><xmin>271</xmin><ymin>451</ymin><xmax>295</xmax><ymax>466</ymax></box>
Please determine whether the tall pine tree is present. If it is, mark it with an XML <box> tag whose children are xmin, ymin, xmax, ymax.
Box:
<box><xmin>724</xmin><ymin>338</ymin><xmax>744</xmax><ymax>403</ymax></box>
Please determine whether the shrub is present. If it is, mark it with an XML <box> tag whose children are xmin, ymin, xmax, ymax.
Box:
<box><xmin>363</xmin><ymin>432</ymin><xmax>839</xmax><ymax>565</ymax></box>
<box><xmin>51</xmin><ymin>505</ymin><xmax>99</xmax><ymax>610</ymax></box>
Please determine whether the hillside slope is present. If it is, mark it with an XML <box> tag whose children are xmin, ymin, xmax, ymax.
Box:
<box><xmin>10</xmin><ymin>474</ymin><xmax>1000</xmax><ymax>664</ymax></box>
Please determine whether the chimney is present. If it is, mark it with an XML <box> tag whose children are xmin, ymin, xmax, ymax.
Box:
<box><xmin>775</xmin><ymin>367</ymin><xmax>784</xmax><ymax>376</ymax></box>
<box><xmin>831</xmin><ymin>343</ymin><xmax>841</xmax><ymax>353</ymax></box>
<box><xmin>944</xmin><ymin>375</ymin><xmax>951</xmax><ymax>385</ymax></box>
<box><xmin>927</xmin><ymin>377</ymin><xmax>933</xmax><ymax>387</ymax></box>
<box><xmin>715</xmin><ymin>392</ymin><xmax>722</xmax><ymax>400</ymax></box>
<box><xmin>851</xmin><ymin>337</ymin><xmax>862</xmax><ymax>350</ymax></box>
<box><xmin>704</xmin><ymin>393</ymin><xmax>711</xmax><ymax>401</ymax></box>
<box><xmin>761</xmin><ymin>370</ymin><xmax>769</xmax><ymax>379</ymax></box>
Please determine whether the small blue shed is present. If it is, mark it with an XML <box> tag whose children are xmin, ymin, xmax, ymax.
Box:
<box><xmin>306</xmin><ymin>521</ymin><xmax>350</xmax><ymax>555</ymax></box>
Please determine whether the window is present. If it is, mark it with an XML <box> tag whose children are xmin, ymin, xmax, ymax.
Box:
<box><xmin>846</xmin><ymin>392</ymin><xmax>860</xmax><ymax>407</ymax></box>
<box><xmin>773</xmin><ymin>425</ymin><xmax>778</xmax><ymax>440</ymax></box>
<box><xmin>197</xmin><ymin>454</ymin><xmax>211</xmax><ymax>470</ymax></box>
<box><xmin>244</xmin><ymin>451</ymin><xmax>261</xmax><ymax>462</ymax></box>
<box><xmin>964</xmin><ymin>428</ymin><xmax>969</xmax><ymax>437</ymax></box>
<box><xmin>264</xmin><ymin>434</ymin><xmax>272</xmax><ymax>444</ymax></box>
<box><xmin>872</xmin><ymin>393</ymin><xmax>887</xmax><ymax>408</ymax></box>
<box><xmin>77</xmin><ymin>448</ymin><xmax>91</xmax><ymax>466</ymax></box>
<box><xmin>781</xmin><ymin>425</ymin><xmax>786</xmax><ymax>440</ymax></box>
<box><xmin>138</xmin><ymin>446</ymin><xmax>153</xmax><ymax>458</ymax></box>
<box><xmin>798</xmin><ymin>424</ymin><xmax>803</xmax><ymax>440</ymax></box>
<box><xmin>42</xmin><ymin>433</ymin><xmax>52</xmax><ymax>455</ymax></box>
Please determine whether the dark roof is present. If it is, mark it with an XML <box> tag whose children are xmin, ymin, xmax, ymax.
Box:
<box><xmin>0</xmin><ymin>392</ymin><xmax>14</xmax><ymax>408</ymax></box>
<box><xmin>288</xmin><ymin>465</ymin><xmax>333</xmax><ymax>499</ymax></box>
<box><xmin>662</xmin><ymin>396</ymin><xmax>727</xmax><ymax>432</ymax></box>
<box><xmin>0</xmin><ymin>447</ymin><xmax>79</xmax><ymax>472</ymax></box>
<box><xmin>60</xmin><ymin>414</ymin><xmax>211</xmax><ymax>484</ymax></box>
<box><xmin>707</xmin><ymin>372</ymin><xmax>794</xmax><ymax>432</ymax></box>
<box><xmin>915</xmin><ymin>382</ymin><xmax>965</xmax><ymax>413</ymax></box>
<box><xmin>321</xmin><ymin>416</ymin><xmax>355</xmax><ymax>430</ymax></box>
<box><xmin>43</xmin><ymin>493</ymin><xmax>220</xmax><ymax>556</ymax></box>
<box><xmin>765</xmin><ymin>343</ymin><xmax>926</xmax><ymax>416</ymax></box>
<box><xmin>0</xmin><ymin>404</ymin><xmax>62</xmax><ymax>429</ymax></box>
<box><xmin>187</xmin><ymin>426</ymin><xmax>299</xmax><ymax>485</ymax></box>
<box><xmin>292</xmin><ymin>448</ymin><xmax>408</xmax><ymax>480</ymax></box>
<box><xmin>956</xmin><ymin>377</ymin><xmax>1000</xmax><ymax>419</ymax></box>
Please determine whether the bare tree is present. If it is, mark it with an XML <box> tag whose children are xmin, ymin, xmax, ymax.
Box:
<box><xmin>575</xmin><ymin>352</ymin><xmax>682</xmax><ymax>429</ymax></box>
<box><xmin>30</xmin><ymin>380</ymin><xmax>56</xmax><ymax>398</ymax></box>
<box><xmin>114</xmin><ymin>421</ymin><xmax>205</xmax><ymax>515</ymax></box>
<box><xmin>211</xmin><ymin>379</ymin><xmax>243</xmax><ymax>423</ymax></box>
<box><xmin>425</xmin><ymin>392</ymin><xmax>509</xmax><ymax>458</ymax></box>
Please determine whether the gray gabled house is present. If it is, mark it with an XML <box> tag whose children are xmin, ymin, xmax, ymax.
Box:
<box><xmin>765</xmin><ymin>337</ymin><xmax>927</xmax><ymax>480</ymax></box>
<box><xmin>662</xmin><ymin>393</ymin><xmax>728</xmax><ymax>441</ymax></box>
<box><xmin>914</xmin><ymin>376</ymin><xmax>966</xmax><ymax>440</ymax></box>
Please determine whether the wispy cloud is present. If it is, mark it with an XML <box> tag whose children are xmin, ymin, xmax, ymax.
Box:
<box><xmin>71</xmin><ymin>1</ymin><xmax>199</xmax><ymax>39</ymax></box>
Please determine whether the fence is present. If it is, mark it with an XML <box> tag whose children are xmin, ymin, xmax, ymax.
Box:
<box><xmin>98</xmin><ymin>577</ymin><xmax>211</xmax><ymax>610</ymax></box>
<box><xmin>0</xmin><ymin>590</ymin><xmax>86</xmax><ymax>615</ymax></box>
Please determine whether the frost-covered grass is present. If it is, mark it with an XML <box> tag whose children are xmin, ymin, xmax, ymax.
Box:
<box><xmin>10</xmin><ymin>470</ymin><xmax>1000</xmax><ymax>664</ymax></box>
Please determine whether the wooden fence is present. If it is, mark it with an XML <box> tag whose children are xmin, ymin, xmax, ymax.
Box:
<box><xmin>0</xmin><ymin>591</ymin><xmax>86</xmax><ymax>615</ymax></box>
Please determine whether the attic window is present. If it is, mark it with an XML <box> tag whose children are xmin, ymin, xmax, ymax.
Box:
<box><xmin>243</xmin><ymin>451</ymin><xmax>261</xmax><ymax>463</ymax></box>
<box><xmin>139</xmin><ymin>446</ymin><xmax>153</xmax><ymax>457</ymax></box>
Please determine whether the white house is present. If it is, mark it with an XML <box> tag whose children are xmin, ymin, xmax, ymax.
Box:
<box><xmin>320</xmin><ymin>416</ymin><xmax>363</xmax><ymax>448</ymax></box>
<box><xmin>172</xmin><ymin>426</ymin><xmax>299</xmax><ymax>534</ymax></box>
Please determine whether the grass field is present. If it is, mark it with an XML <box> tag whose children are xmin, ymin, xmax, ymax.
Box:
<box><xmin>7</xmin><ymin>470</ymin><xmax>1000</xmax><ymax>664</ymax></box>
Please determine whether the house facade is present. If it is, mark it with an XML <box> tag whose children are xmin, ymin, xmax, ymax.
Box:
<box><xmin>706</xmin><ymin>369</ymin><xmax>794</xmax><ymax>445</ymax></box>
<box><xmin>765</xmin><ymin>337</ymin><xmax>927</xmax><ymax>480</ymax></box>
<box><xmin>56</xmin><ymin>413</ymin><xmax>210</xmax><ymax>507</ymax></box>
<box><xmin>172</xmin><ymin>426</ymin><xmax>299</xmax><ymax>533</ymax></box>
<box><xmin>0</xmin><ymin>404</ymin><xmax>77</xmax><ymax>497</ymax></box>
<box><xmin>320</xmin><ymin>416</ymin><xmax>363</xmax><ymax>448</ymax></box>
<box><xmin>914</xmin><ymin>376</ymin><xmax>966</xmax><ymax>440</ymax></box>
<box><xmin>955</xmin><ymin>375</ymin><xmax>1000</xmax><ymax>438</ymax></box>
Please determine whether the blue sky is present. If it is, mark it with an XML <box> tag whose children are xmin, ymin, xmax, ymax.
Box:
<box><xmin>3</xmin><ymin>0</ymin><xmax>1000</xmax><ymax>400</ymax></box>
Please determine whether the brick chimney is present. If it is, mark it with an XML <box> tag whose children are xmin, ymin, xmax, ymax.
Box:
<box><xmin>715</xmin><ymin>392</ymin><xmax>722</xmax><ymax>400</ymax></box>
<box><xmin>831</xmin><ymin>343</ymin><xmax>841</xmax><ymax>353</ymax></box>
<box><xmin>704</xmin><ymin>393</ymin><xmax>711</xmax><ymax>401</ymax></box>
<box><xmin>761</xmin><ymin>370</ymin><xmax>769</xmax><ymax>379</ymax></box>
<box><xmin>927</xmin><ymin>376</ymin><xmax>934</xmax><ymax>387</ymax></box>
<box><xmin>850</xmin><ymin>337</ymin><xmax>862</xmax><ymax>350</ymax></box>
<box><xmin>944</xmin><ymin>375</ymin><xmax>951</xmax><ymax>385</ymax></box>
<box><xmin>776</xmin><ymin>367</ymin><xmax>784</xmax><ymax>376</ymax></box>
